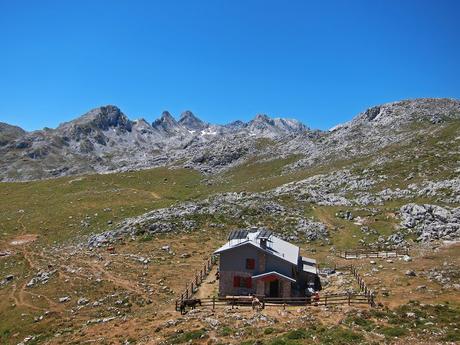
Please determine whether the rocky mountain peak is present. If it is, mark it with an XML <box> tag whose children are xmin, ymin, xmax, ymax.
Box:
<box><xmin>60</xmin><ymin>105</ymin><xmax>132</xmax><ymax>132</ymax></box>
<box><xmin>0</xmin><ymin>122</ymin><xmax>26</xmax><ymax>135</ymax></box>
<box><xmin>248</xmin><ymin>113</ymin><xmax>307</xmax><ymax>136</ymax></box>
<box><xmin>0</xmin><ymin>122</ymin><xmax>26</xmax><ymax>146</ymax></box>
<box><xmin>160</xmin><ymin>110</ymin><xmax>175</xmax><ymax>121</ymax></box>
<box><xmin>225</xmin><ymin>120</ymin><xmax>245</xmax><ymax>131</ymax></box>
<box><xmin>178</xmin><ymin>111</ymin><xmax>207</xmax><ymax>131</ymax></box>
<box><xmin>152</xmin><ymin>111</ymin><xmax>183</xmax><ymax>135</ymax></box>
<box><xmin>253</xmin><ymin>114</ymin><xmax>272</xmax><ymax>123</ymax></box>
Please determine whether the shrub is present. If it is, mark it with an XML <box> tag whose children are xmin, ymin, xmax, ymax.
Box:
<box><xmin>285</xmin><ymin>329</ymin><xmax>308</xmax><ymax>339</ymax></box>
<box><xmin>380</xmin><ymin>326</ymin><xmax>407</xmax><ymax>338</ymax></box>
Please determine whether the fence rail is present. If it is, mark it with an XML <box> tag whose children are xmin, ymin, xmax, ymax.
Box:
<box><xmin>177</xmin><ymin>255</ymin><xmax>217</xmax><ymax>304</ymax></box>
<box><xmin>337</xmin><ymin>248</ymin><xmax>409</xmax><ymax>259</ymax></box>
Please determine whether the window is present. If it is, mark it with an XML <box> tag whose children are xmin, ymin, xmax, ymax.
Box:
<box><xmin>233</xmin><ymin>276</ymin><xmax>252</xmax><ymax>288</ymax></box>
<box><xmin>246</xmin><ymin>258</ymin><xmax>255</xmax><ymax>270</ymax></box>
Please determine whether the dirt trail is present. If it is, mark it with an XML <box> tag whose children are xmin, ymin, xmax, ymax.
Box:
<box><xmin>6</xmin><ymin>244</ymin><xmax>64</xmax><ymax>312</ymax></box>
<box><xmin>10</xmin><ymin>234</ymin><xmax>38</xmax><ymax>246</ymax></box>
<box><xmin>80</xmin><ymin>259</ymin><xmax>148</xmax><ymax>297</ymax></box>
<box><xmin>195</xmin><ymin>266</ymin><xmax>218</xmax><ymax>299</ymax></box>
<box><xmin>314</xmin><ymin>207</ymin><xmax>338</xmax><ymax>230</ymax></box>
<box><xmin>123</xmin><ymin>187</ymin><xmax>161</xmax><ymax>199</ymax></box>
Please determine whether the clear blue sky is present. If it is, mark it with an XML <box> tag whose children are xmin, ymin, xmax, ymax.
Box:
<box><xmin>0</xmin><ymin>0</ymin><xmax>459</xmax><ymax>131</ymax></box>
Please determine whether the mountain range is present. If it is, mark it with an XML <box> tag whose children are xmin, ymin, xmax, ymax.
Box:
<box><xmin>0</xmin><ymin>98</ymin><xmax>459</xmax><ymax>181</ymax></box>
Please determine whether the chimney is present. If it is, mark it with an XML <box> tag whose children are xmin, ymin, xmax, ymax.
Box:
<box><xmin>260</xmin><ymin>238</ymin><xmax>267</xmax><ymax>249</ymax></box>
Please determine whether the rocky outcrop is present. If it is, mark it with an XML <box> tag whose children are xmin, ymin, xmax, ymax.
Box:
<box><xmin>0</xmin><ymin>122</ymin><xmax>26</xmax><ymax>146</ymax></box>
<box><xmin>178</xmin><ymin>111</ymin><xmax>207</xmax><ymax>131</ymax></box>
<box><xmin>399</xmin><ymin>203</ymin><xmax>460</xmax><ymax>242</ymax></box>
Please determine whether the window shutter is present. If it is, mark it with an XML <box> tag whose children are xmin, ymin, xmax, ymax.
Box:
<box><xmin>233</xmin><ymin>276</ymin><xmax>240</xmax><ymax>287</ymax></box>
<box><xmin>246</xmin><ymin>258</ymin><xmax>255</xmax><ymax>269</ymax></box>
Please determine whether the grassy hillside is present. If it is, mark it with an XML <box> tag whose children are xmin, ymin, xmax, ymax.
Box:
<box><xmin>0</xmin><ymin>120</ymin><xmax>459</xmax><ymax>344</ymax></box>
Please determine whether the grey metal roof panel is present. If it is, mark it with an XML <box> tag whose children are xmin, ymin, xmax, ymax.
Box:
<box><xmin>302</xmin><ymin>257</ymin><xmax>317</xmax><ymax>265</ymax></box>
<box><xmin>214</xmin><ymin>230</ymin><xmax>299</xmax><ymax>266</ymax></box>
<box><xmin>303</xmin><ymin>265</ymin><xmax>318</xmax><ymax>274</ymax></box>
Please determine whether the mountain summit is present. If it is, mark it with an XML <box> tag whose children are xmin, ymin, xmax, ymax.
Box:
<box><xmin>178</xmin><ymin>111</ymin><xmax>207</xmax><ymax>131</ymax></box>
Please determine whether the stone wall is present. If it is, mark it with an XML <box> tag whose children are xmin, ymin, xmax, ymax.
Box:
<box><xmin>219</xmin><ymin>271</ymin><xmax>255</xmax><ymax>297</ymax></box>
<box><xmin>281</xmin><ymin>280</ymin><xmax>291</xmax><ymax>298</ymax></box>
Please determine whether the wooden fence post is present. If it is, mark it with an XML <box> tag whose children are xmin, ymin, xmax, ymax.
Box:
<box><xmin>213</xmin><ymin>296</ymin><xmax>215</xmax><ymax>310</ymax></box>
<box><xmin>348</xmin><ymin>293</ymin><xmax>351</xmax><ymax>306</ymax></box>
<box><xmin>325</xmin><ymin>295</ymin><xmax>327</xmax><ymax>306</ymax></box>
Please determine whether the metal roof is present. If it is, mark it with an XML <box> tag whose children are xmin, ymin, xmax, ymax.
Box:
<box><xmin>303</xmin><ymin>265</ymin><xmax>318</xmax><ymax>274</ymax></box>
<box><xmin>214</xmin><ymin>230</ymin><xmax>300</xmax><ymax>266</ymax></box>
<box><xmin>302</xmin><ymin>257</ymin><xmax>317</xmax><ymax>265</ymax></box>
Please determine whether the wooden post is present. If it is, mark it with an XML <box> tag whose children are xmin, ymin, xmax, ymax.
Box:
<box><xmin>348</xmin><ymin>293</ymin><xmax>351</xmax><ymax>306</ymax></box>
<box><xmin>213</xmin><ymin>296</ymin><xmax>215</xmax><ymax>310</ymax></box>
<box><xmin>325</xmin><ymin>295</ymin><xmax>327</xmax><ymax>306</ymax></box>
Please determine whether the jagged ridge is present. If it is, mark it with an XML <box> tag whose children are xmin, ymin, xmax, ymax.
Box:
<box><xmin>0</xmin><ymin>98</ymin><xmax>459</xmax><ymax>181</ymax></box>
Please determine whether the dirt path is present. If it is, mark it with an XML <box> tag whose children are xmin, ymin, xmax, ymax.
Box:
<box><xmin>314</xmin><ymin>207</ymin><xmax>338</xmax><ymax>230</ymax></box>
<box><xmin>123</xmin><ymin>187</ymin><xmax>161</xmax><ymax>199</ymax></box>
<box><xmin>10</xmin><ymin>234</ymin><xmax>38</xmax><ymax>246</ymax></box>
<box><xmin>80</xmin><ymin>259</ymin><xmax>148</xmax><ymax>297</ymax></box>
<box><xmin>7</xmin><ymin>246</ymin><xmax>64</xmax><ymax>312</ymax></box>
<box><xmin>17</xmin><ymin>212</ymin><xmax>26</xmax><ymax>235</ymax></box>
<box><xmin>194</xmin><ymin>266</ymin><xmax>218</xmax><ymax>299</ymax></box>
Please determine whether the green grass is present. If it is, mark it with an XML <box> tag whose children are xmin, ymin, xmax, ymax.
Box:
<box><xmin>317</xmin><ymin>327</ymin><xmax>365</xmax><ymax>345</ymax></box>
<box><xmin>218</xmin><ymin>326</ymin><xmax>234</xmax><ymax>336</ymax></box>
<box><xmin>0</xmin><ymin>167</ymin><xmax>207</xmax><ymax>244</ymax></box>
<box><xmin>169</xmin><ymin>328</ymin><xmax>207</xmax><ymax>343</ymax></box>
<box><xmin>379</xmin><ymin>326</ymin><xmax>407</xmax><ymax>338</ymax></box>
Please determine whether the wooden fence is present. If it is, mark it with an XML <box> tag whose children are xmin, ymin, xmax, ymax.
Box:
<box><xmin>177</xmin><ymin>255</ymin><xmax>217</xmax><ymax>304</ymax></box>
<box><xmin>348</xmin><ymin>264</ymin><xmax>376</xmax><ymax>306</ymax></box>
<box><xmin>337</xmin><ymin>248</ymin><xmax>409</xmax><ymax>259</ymax></box>
<box><xmin>175</xmin><ymin>261</ymin><xmax>377</xmax><ymax>313</ymax></box>
<box><xmin>176</xmin><ymin>292</ymin><xmax>374</xmax><ymax>312</ymax></box>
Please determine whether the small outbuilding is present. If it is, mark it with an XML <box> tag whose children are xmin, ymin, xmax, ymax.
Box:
<box><xmin>214</xmin><ymin>229</ymin><xmax>321</xmax><ymax>298</ymax></box>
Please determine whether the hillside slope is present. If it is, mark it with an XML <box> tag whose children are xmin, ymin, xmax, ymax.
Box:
<box><xmin>0</xmin><ymin>98</ymin><xmax>460</xmax><ymax>344</ymax></box>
